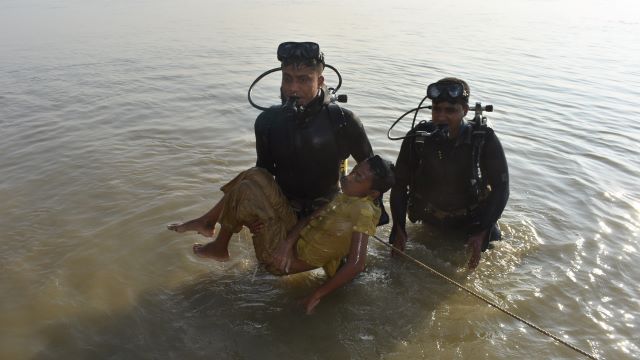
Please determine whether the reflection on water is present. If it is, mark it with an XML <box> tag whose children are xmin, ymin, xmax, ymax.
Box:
<box><xmin>1</xmin><ymin>0</ymin><xmax>640</xmax><ymax>359</ymax></box>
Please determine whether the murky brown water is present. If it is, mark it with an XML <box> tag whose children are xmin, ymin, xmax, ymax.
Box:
<box><xmin>1</xmin><ymin>0</ymin><xmax>639</xmax><ymax>359</ymax></box>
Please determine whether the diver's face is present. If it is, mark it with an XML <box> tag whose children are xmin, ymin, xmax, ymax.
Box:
<box><xmin>281</xmin><ymin>64</ymin><xmax>324</xmax><ymax>106</ymax></box>
<box><xmin>340</xmin><ymin>161</ymin><xmax>375</xmax><ymax>197</ymax></box>
<box><xmin>431</xmin><ymin>101</ymin><xmax>468</xmax><ymax>135</ymax></box>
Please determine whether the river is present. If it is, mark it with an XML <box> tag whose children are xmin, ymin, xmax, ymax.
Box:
<box><xmin>1</xmin><ymin>0</ymin><xmax>639</xmax><ymax>359</ymax></box>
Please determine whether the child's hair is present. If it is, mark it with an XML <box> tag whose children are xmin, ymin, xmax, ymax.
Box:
<box><xmin>366</xmin><ymin>155</ymin><xmax>395</xmax><ymax>194</ymax></box>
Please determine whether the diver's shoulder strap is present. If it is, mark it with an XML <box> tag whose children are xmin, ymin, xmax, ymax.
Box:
<box><xmin>254</xmin><ymin>106</ymin><xmax>282</xmax><ymax>147</ymax></box>
<box><xmin>469</xmin><ymin>123</ymin><xmax>495</xmax><ymax>207</ymax></box>
<box><xmin>327</xmin><ymin>103</ymin><xmax>347</xmax><ymax>130</ymax></box>
<box><xmin>327</xmin><ymin>104</ymin><xmax>350</xmax><ymax>158</ymax></box>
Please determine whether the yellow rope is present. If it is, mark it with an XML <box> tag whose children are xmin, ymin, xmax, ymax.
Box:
<box><xmin>371</xmin><ymin>235</ymin><xmax>598</xmax><ymax>360</ymax></box>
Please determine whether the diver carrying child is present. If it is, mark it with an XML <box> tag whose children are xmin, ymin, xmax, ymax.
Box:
<box><xmin>169</xmin><ymin>155</ymin><xmax>394</xmax><ymax>314</ymax></box>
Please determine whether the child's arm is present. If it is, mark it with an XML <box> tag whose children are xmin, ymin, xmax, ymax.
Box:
<box><xmin>301</xmin><ymin>231</ymin><xmax>369</xmax><ymax>314</ymax></box>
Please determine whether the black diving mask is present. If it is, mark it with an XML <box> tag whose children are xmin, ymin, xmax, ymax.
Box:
<box><xmin>277</xmin><ymin>41</ymin><xmax>325</xmax><ymax>65</ymax></box>
<box><xmin>427</xmin><ymin>82</ymin><xmax>469</xmax><ymax>103</ymax></box>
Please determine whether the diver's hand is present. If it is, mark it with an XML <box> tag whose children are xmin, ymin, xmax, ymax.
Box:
<box><xmin>466</xmin><ymin>230</ymin><xmax>487</xmax><ymax>270</ymax></box>
<box><xmin>247</xmin><ymin>220</ymin><xmax>264</xmax><ymax>234</ymax></box>
<box><xmin>391</xmin><ymin>228</ymin><xmax>408</xmax><ymax>257</ymax></box>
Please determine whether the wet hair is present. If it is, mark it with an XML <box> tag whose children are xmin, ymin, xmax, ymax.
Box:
<box><xmin>434</xmin><ymin>77</ymin><xmax>470</xmax><ymax>105</ymax></box>
<box><xmin>366</xmin><ymin>155</ymin><xmax>395</xmax><ymax>194</ymax></box>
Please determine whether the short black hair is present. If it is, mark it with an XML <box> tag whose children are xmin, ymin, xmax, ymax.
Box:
<box><xmin>281</xmin><ymin>58</ymin><xmax>325</xmax><ymax>73</ymax></box>
<box><xmin>366</xmin><ymin>155</ymin><xmax>395</xmax><ymax>194</ymax></box>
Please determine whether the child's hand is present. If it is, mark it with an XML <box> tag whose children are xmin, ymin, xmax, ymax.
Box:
<box><xmin>301</xmin><ymin>294</ymin><xmax>321</xmax><ymax>314</ymax></box>
<box><xmin>272</xmin><ymin>242</ymin><xmax>293</xmax><ymax>273</ymax></box>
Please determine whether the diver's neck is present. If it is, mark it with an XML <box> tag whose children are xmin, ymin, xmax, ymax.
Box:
<box><xmin>305</xmin><ymin>89</ymin><xmax>325</xmax><ymax>112</ymax></box>
<box><xmin>310</xmin><ymin>88</ymin><xmax>323</xmax><ymax>105</ymax></box>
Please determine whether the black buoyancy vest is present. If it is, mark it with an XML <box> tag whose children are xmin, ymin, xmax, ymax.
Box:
<box><xmin>409</xmin><ymin>121</ymin><xmax>487</xmax><ymax>215</ymax></box>
<box><xmin>261</xmin><ymin>103</ymin><xmax>351</xmax><ymax>201</ymax></box>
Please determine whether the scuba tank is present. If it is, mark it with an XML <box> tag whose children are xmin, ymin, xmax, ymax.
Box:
<box><xmin>468</xmin><ymin>102</ymin><xmax>494</xmax><ymax>201</ymax></box>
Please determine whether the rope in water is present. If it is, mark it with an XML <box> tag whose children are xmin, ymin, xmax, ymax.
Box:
<box><xmin>371</xmin><ymin>235</ymin><xmax>598</xmax><ymax>360</ymax></box>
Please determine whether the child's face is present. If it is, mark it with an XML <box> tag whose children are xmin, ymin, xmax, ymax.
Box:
<box><xmin>340</xmin><ymin>161</ymin><xmax>375</xmax><ymax>197</ymax></box>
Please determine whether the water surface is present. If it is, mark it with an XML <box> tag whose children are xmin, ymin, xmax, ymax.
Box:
<box><xmin>1</xmin><ymin>0</ymin><xmax>639</xmax><ymax>359</ymax></box>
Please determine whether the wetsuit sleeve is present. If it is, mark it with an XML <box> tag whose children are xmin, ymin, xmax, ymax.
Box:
<box><xmin>343</xmin><ymin>109</ymin><xmax>373</xmax><ymax>162</ymax></box>
<box><xmin>254</xmin><ymin>111</ymin><xmax>276</xmax><ymax>175</ymax></box>
<box><xmin>389</xmin><ymin>135</ymin><xmax>414</xmax><ymax>241</ymax></box>
<box><xmin>476</xmin><ymin>130</ymin><xmax>509</xmax><ymax>230</ymax></box>
<box><xmin>392</xmin><ymin>135</ymin><xmax>414</xmax><ymax>192</ymax></box>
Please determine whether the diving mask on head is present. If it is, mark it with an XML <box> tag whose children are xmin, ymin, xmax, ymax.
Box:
<box><xmin>427</xmin><ymin>82</ymin><xmax>469</xmax><ymax>104</ymax></box>
<box><xmin>277</xmin><ymin>41</ymin><xmax>325</xmax><ymax>66</ymax></box>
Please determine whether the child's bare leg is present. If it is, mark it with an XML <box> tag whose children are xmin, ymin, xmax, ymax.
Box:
<box><xmin>192</xmin><ymin>225</ymin><xmax>233</xmax><ymax>261</ymax></box>
<box><xmin>168</xmin><ymin>197</ymin><xmax>224</xmax><ymax>237</ymax></box>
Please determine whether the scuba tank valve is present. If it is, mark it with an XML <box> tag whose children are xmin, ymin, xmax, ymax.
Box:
<box><xmin>469</xmin><ymin>102</ymin><xmax>493</xmax><ymax>130</ymax></box>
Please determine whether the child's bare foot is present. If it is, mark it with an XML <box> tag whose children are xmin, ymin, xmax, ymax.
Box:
<box><xmin>167</xmin><ymin>218</ymin><xmax>215</xmax><ymax>237</ymax></box>
<box><xmin>193</xmin><ymin>242</ymin><xmax>230</xmax><ymax>261</ymax></box>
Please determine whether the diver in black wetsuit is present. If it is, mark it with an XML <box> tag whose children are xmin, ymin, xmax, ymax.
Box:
<box><xmin>255</xmin><ymin>58</ymin><xmax>372</xmax><ymax>216</ymax></box>
<box><xmin>255</xmin><ymin>41</ymin><xmax>373</xmax><ymax>217</ymax></box>
<box><xmin>167</xmin><ymin>42</ymin><xmax>375</xmax><ymax>237</ymax></box>
<box><xmin>389</xmin><ymin>78</ymin><xmax>509</xmax><ymax>269</ymax></box>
